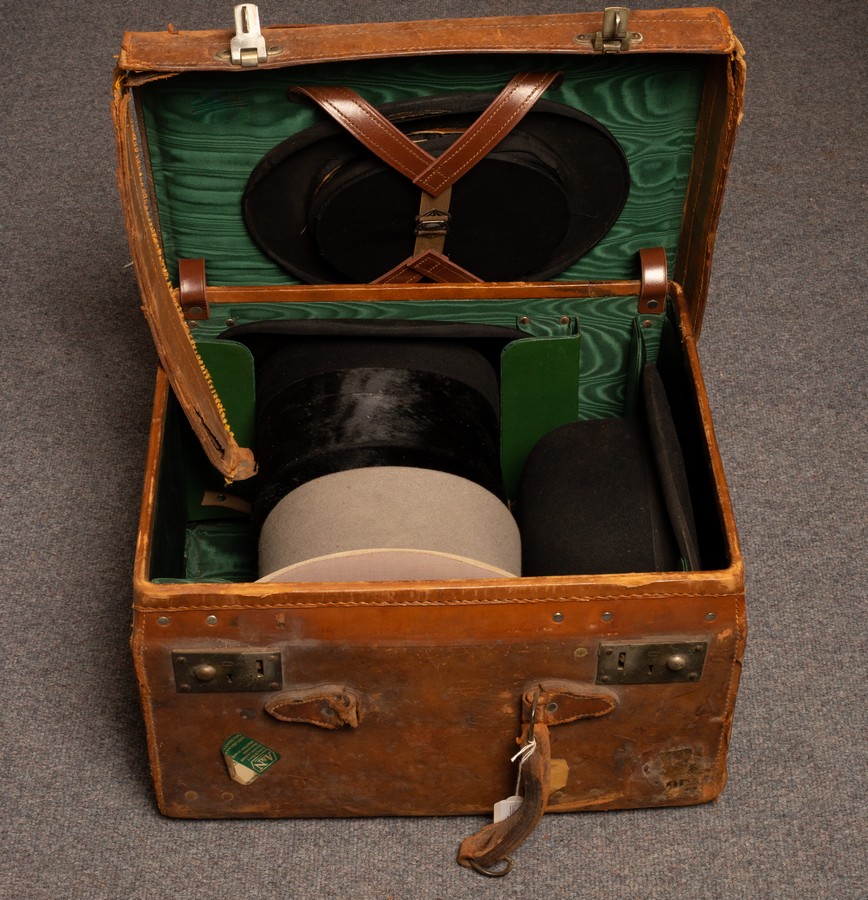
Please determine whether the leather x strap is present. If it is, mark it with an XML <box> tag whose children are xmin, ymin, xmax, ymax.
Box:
<box><xmin>290</xmin><ymin>71</ymin><xmax>560</xmax><ymax>197</ymax></box>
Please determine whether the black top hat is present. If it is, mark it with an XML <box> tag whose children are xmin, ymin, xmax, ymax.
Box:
<box><xmin>243</xmin><ymin>90</ymin><xmax>630</xmax><ymax>284</ymax></box>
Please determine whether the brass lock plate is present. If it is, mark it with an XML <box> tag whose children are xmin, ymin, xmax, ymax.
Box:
<box><xmin>172</xmin><ymin>650</ymin><xmax>282</xmax><ymax>693</ymax></box>
<box><xmin>596</xmin><ymin>641</ymin><xmax>708</xmax><ymax>685</ymax></box>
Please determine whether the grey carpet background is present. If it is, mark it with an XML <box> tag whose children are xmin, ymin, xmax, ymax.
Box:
<box><xmin>1</xmin><ymin>1</ymin><xmax>865</xmax><ymax>897</ymax></box>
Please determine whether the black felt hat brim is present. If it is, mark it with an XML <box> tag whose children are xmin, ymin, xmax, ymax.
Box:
<box><xmin>244</xmin><ymin>92</ymin><xmax>629</xmax><ymax>284</ymax></box>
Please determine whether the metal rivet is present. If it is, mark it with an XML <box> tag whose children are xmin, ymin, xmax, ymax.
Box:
<box><xmin>216</xmin><ymin>49</ymin><xmax>231</xmax><ymax>60</ymax></box>
<box><xmin>705</xmin><ymin>612</ymin><xmax>717</xmax><ymax>622</ymax></box>
<box><xmin>185</xmin><ymin>791</ymin><xmax>198</xmax><ymax>801</ymax></box>
<box><xmin>216</xmin><ymin>494</ymin><xmax>227</xmax><ymax>502</ymax></box>
<box><xmin>688</xmin><ymin>672</ymin><xmax>699</xmax><ymax>681</ymax></box>
<box><xmin>206</xmin><ymin>615</ymin><xmax>218</xmax><ymax>626</ymax></box>
<box><xmin>666</xmin><ymin>655</ymin><xmax>688</xmax><ymax>672</ymax></box>
<box><xmin>194</xmin><ymin>664</ymin><xmax>218</xmax><ymax>682</ymax></box>
<box><xmin>575</xmin><ymin>33</ymin><xmax>591</xmax><ymax>42</ymax></box>
<box><xmin>642</xmin><ymin>319</ymin><xmax>653</xmax><ymax>329</ymax></box>
<box><xmin>647</xmin><ymin>299</ymin><xmax>659</xmax><ymax>309</ymax></box>
<box><xmin>601</xmin><ymin>611</ymin><xmax>613</xmax><ymax>622</ymax></box>
<box><xmin>187</xmin><ymin>320</ymin><xmax>198</xmax><ymax>328</ymax></box>
<box><xmin>552</xmin><ymin>612</ymin><xmax>565</xmax><ymax>623</ymax></box>
<box><xmin>559</xmin><ymin>316</ymin><xmax>570</xmax><ymax>325</ymax></box>
<box><xmin>267</xmin><ymin>46</ymin><xmax>282</xmax><ymax>55</ymax></box>
<box><xmin>176</xmin><ymin>656</ymin><xmax>186</xmax><ymax>664</ymax></box>
<box><xmin>187</xmin><ymin>306</ymin><xmax>203</xmax><ymax>317</ymax></box>
<box><xmin>179</xmin><ymin>684</ymin><xmax>190</xmax><ymax>692</ymax></box>
<box><xmin>574</xmin><ymin>647</ymin><xmax>588</xmax><ymax>658</ymax></box>
<box><xmin>546</xmin><ymin>702</ymin><xmax>559</xmax><ymax>713</ymax></box>
<box><xmin>157</xmin><ymin>616</ymin><xmax>170</xmax><ymax>626</ymax></box>
<box><xmin>518</xmin><ymin>316</ymin><xmax>531</xmax><ymax>326</ymax></box>
<box><xmin>323</xmin><ymin>707</ymin><xmax>336</xmax><ymax>717</ymax></box>
<box><xmin>600</xmin><ymin>674</ymin><xmax>611</xmax><ymax>683</ymax></box>
<box><xmin>693</xmin><ymin>644</ymin><xmax>703</xmax><ymax>653</ymax></box>
<box><xmin>605</xmin><ymin>648</ymin><xmax>613</xmax><ymax>656</ymax></box>
<box><xmin>224</xmin><ymin>318</ymin><xmax>236</xmax><ymax>327</ymax></box>
<box><xmin>268</xmin><ymin>682</ymin><xmax>280</xmax><ymax>691</ymax></box>
<box><xmin>221</xmin><ymin>792</ymin><xmax>234</xmax><ymax>801</ymax></box>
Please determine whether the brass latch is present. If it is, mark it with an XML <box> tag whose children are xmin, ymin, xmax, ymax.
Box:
<box><xmin>230</xmin><ymin>4</ymin><xmax>266</xmax><ymax>66</ymax></box>
<box><xmin>577</xmin><ymin>7</ymin><xmax>643</xmax><ymax>53</ymax></box>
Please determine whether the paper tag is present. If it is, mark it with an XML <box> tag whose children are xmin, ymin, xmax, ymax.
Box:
<box><xmin>493</xmin><ymin>795</ymin><xmax>524</xmax><ymax>824</ymax></box>
<box><xmin>222</xmin><ymin>733</ymin><xmax>281</xmax><ymax>785</ymax></box>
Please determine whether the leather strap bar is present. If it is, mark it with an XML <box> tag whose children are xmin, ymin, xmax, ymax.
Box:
<box><xmin>177</xmin><ymin>257</ymin><xmax>209</xmax><ymax>320</ymax></box>
<box><xmin>638</xmin><ymin>246</ymin><xmax>668</xmax><ymax>314</ymax></box>
<box><xmin>290</xmin><ymin>72</ymin><xmax>559</xmax><ymax>196</ymax></box>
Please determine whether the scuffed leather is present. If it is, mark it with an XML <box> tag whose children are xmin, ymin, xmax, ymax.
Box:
<box><xmin>265</xmin><ymin>685</ymin><xmax>361</xmax><ymax>729</ymax></box>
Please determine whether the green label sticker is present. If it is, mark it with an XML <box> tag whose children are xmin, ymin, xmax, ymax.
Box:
<box><xmin>222</xmin><ymin>733</ymin><xmax>281</xmax><ymax>785</ymax></box>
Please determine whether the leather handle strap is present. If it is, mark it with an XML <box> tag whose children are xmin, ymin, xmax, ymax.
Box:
<box><xmin>414</xmin><ymin>71</ymin><xmax>561</xmax><ymax>195</ymax></box>
<box><xmin>458</xmin><ymin>723</ymin><xmax>551</xmax><ymax>877</ymax></box>
<box><xmin>458</xmin><ymin>681</ymin><xmax>618</xmax><ymax>877</ymax></box>
<box><xmin>290</xmin><ymin>72</ymin><xmax>560</xmax><ymax>196</ymax></box>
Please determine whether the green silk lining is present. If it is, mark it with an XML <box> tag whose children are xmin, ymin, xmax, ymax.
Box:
<box><xmin>138</xmin><ymin>54</ymin><xmax>705</xmax><ymax>286</ymax></box>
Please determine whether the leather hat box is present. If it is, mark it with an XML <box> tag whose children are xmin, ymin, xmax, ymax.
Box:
<box><xmin>114</xmin><ymin>5</ymin><xmax>746</xmax><ymax>875</ymax></box>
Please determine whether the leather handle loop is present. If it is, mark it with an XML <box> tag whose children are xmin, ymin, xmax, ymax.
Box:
<box><xmin>638</xmin><ymin>246</ymin><xmax>669</xmax><ymax>314</ymax></box>
<box><xmin>290</xmin><ymin>72</ymin><xmax>560</xmax><ymax>196</ymax></box>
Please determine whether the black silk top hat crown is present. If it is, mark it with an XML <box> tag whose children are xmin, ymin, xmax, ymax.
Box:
<box><xmin>243</xmin><ymin>72</ymin><xmax>630</xmax><ymax>284</ymax></box>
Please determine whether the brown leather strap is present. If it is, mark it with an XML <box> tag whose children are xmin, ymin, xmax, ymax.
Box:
<box><xmin>372</xmin><ymin>249</ymin><xmax>482</xmax><ymax>285</ymax></box>
<box><xmin>523</xmin><ymin>680</ymin><xmax>618</xmax><ymax>726</ymax></box>
<box><xmin>457</xmin><ymin>724</ymin><xmax>551</xmax><ymax>877</ymax></box>
<box><xmin>290</xmin><ymin>72</ymin><xmax>559</xmax><ymax>196</ymax></box>
<box><xmin>290</xmin><ymin>85</ymin><xmax>432</xmax><ymax>183</ymax></box>
<box><xmin>414</xmin><ymin>72</ymin><xmax>560</xmax><ymax>195</ymax></box>
<box><xmin>458</xmin><ymin>680</ymin><xmax>619</xmax><ymax>876</ymax></box>
<box><xmin>638</xmin><ymin>246</ymin><xmax>669</xmax><ymax>314</ymax></box>
<box><xmin>177</xmin><ymin>257</ymin><xmax>209</xmax><ymax>320</ymax></box>
<box><xmin>265</xmin><ymin>685</ymin><xmax>361</xmax><ymax>729</ymax></box>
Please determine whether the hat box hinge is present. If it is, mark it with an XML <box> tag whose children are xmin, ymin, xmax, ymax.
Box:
<box><xmin>576</xmin><ymin>7</ymin><xmax>643</xmax><ymax>53</ymax></box>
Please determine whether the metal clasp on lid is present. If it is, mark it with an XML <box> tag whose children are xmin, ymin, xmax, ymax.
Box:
<box><xmin>577</xmin><ymin>7</ymin><xmax>643</xmax><ymax>53</ymax></box>
<box><xmin>230</xmin><ymin>4</ymin><xmax>266</xmax><ymax>67</ymax></box>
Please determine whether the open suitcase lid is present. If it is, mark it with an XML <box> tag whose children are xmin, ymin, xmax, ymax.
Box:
<box><xmin>113</xmin><ymin>6</ymin><xmax>745</xmax><ymax>481</ymax></box>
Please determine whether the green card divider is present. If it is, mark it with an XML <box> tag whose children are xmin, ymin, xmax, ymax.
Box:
<box><xmin>501</xmin><ymin>335</ymin><xmax>582</xmax><ymax>499</ymax></box>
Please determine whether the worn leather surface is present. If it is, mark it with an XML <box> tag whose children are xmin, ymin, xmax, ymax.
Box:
<box><xmin>118</xmin><ymin>10</ymin><xmax>738</xmax><ymax>72</ymax></box>
<box><xmin>265</xmin><ymin>684</ymin><xmax>360</xmax><ymax>729</ymax></box>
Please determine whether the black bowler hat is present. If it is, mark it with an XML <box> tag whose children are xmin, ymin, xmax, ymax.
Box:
<box><xmin>516</xmin><ymin>364</ymin><xmax>701</xmax><ymax>576</ymax></box>
<box><xmin>243</xmin><ymin>92</ymin><xmax>630</xmax><ymax>284</ymax></box>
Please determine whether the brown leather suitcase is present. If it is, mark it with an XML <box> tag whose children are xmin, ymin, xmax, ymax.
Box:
<box><xmin>114</xmin><ymin>5</ymin><xmax>746</xmax><ymax>875</ymax></box>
